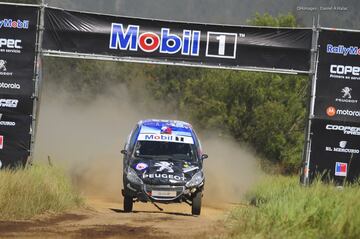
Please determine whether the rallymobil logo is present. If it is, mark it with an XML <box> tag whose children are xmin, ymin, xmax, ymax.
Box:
<box><xmin>327</xmin><ymin>44</ymin><xmax>360</xmax><ymax>56</ymax></box>
<box><xmin>0</xmin><ymin>19</ymin><xmax>29</xmax><ymax>29</ymax></box>
<box><xmin>326</xmin><ymin>124</ymin><xmax>360</xmax><ymax>136</ymax></box>
<box><xmin>109</xmin><ymin>23</ymin><xmax>201</xmax><ymax>56</ymax></box>
<box><xmin>326</xmin><ymin>106</ymin><xmax>360</xmax><ymax>118</ymax></box>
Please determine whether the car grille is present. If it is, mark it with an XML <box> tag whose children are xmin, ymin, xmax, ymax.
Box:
<box><xmin>143</xmin><ymin>184</ymin><xmax>185</xmax><ymax>200</ymax></box>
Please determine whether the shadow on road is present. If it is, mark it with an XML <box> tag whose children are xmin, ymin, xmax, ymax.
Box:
<box><xmin>110</xmin><ymin>208</ymin><xmax>194</xmax><ymax>217</ymax></box>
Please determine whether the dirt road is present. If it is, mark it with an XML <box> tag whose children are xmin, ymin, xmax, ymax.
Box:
<box><xmin>0</xmin><ymin>198</ymin><xmax>230</xmax><ymax>239</ymax></box>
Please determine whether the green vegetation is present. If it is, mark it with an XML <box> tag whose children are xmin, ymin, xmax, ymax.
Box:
<box><xmin>0</xmin><ymin>164</ymin><xmax>83</xmax><ymax>220</ymax></box>
<box><xmin>226</xmin><ymin>176</ymin><xmax>360</xmax><ymax>239</ymax></box>
<box><xmin>247</xmin><ymin>13</ymin><xmax>298</xmax><ymax>27</ymax></box>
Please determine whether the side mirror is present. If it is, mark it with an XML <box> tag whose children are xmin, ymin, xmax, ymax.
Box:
<box><xmin>201</xmin><ymin>154</ymin><xmax>208</xmax><ymax>160</ymax></box>
<box><xmin>121</xmin><ymin>149</ymin><xmax>128</xmax><ymax>155</ymax></box>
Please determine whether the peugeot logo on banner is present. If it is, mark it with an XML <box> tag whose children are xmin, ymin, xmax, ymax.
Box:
<box><xmin>335</xmin><ymin>87</ymin><xmax>358</xmax><ymax>104</ymax></box>
<box><xmin>0</xmin><ymin>59</ymin><xmax>6</xmax><ymax>71</ymax></box>
<box><xmin>342</xmin><ymin>87</ymin><xmax>352</xmax><ymax>99</ymax></box>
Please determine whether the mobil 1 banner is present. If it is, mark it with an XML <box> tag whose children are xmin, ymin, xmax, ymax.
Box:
<box><xmin>43</xmin><ymin>7</ymin><xmax>312</xmax><ymax>72</ymax></box>
<box><xmin>0</xmin><ymin>3</ymin><xmax>39</xmax><ymax>168</ymax></box>
<box><xmin>310</xmin><ymin>119</ymin><xmax>360</xmax><ymax>183</ymax></box>
<box><xmin>314</xmin><ymin>29</ymin><xmax>360</xmax><ymax>123</ymax></box>
<box><xmin>0</xmin><ymin>114</ymin><xmax>31</xmax><ymax>168</ymax></box>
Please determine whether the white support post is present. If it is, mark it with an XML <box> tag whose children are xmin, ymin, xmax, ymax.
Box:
<box><xmin>302</xmin><ymin>16</ymin><xmax>320</xmax><ymax>185</ymax></box>
<box><xmin>28</xmin><ymin>1</ymin><xmax>45</xmax><ymax>165</ymax></box>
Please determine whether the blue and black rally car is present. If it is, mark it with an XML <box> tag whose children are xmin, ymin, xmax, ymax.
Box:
<box><xmin>121</xmin><ymin>119</ymin><xmax>208</xmax><ymax>215</ymax></box>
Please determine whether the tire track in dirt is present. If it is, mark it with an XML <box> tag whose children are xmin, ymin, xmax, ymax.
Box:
<box><xmin>0</xmin><ymin>198</ymin><xmax>230</xmax><ymax>239</ymax></box>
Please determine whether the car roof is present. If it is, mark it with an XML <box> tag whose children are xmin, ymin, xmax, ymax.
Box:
<box><xmin>139</xmin><ymin>119</ymin><xmax>192</xmax><ymax>129</ymax></box>
<box><xmin>138</xmin><ymin>119</ymin><xmax>194</xmax><ymax>137</ymax></box>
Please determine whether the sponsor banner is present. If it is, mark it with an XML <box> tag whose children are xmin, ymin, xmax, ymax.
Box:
<box><xmin>43</xmin><ymin>8</ymin><xmax>312</xmax><ymax>72</ymax></box>
<box><xmin>0</xmin><ymin>5</ymin><xmax>38</xmax><ymax>66</ymax></box>
<box><xmin>0</xmin><ymin>4</ymin><xmax>38</xmax><ymax>167</ymax></box>
<box><xmin>0</xmin><ymin>113</ymin><xmax>31</xmax><ymax>131</ymax></box>
<box><xmin>315</xmin><ymin>99</ymin><xmax>360</xmax><ymax>124</ymax></box>
<box><xmin>0</xmin><ymin>115</ymin><xmax>31</xmax><ymax>168</ymax></box>
<box><xmin>314</xmin><ymin>30</ymin><xmax>360</xmax><ymax>123</ymax></box>
<box><xmin>0</xmin><ymin>57</ymin><xmax>36</xmax><ymax>80</ymax></box>
<box><xmin>309</xmin><ymin>119</ymin><xmax>360</xmax><ymax>182</ymax></box>
<box><xmin>0</xmin><ymin>95</ymin><xmax>33</xmax><ymax>115</ymax></box>
<box><xmin>0</xmin><ymin>78</ymin><xmax>34</xmax><ymax>96</ymax></box>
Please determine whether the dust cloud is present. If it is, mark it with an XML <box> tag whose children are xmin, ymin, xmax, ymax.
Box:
<box><xmin>201</xmin><ymin>135</ymin><xmax>261</xmax><ymax>206</ymax></box>
<box><xmin>34</xmin><ymin>65</ymin><xmax>261</xmax><ymax>205</ymax></box>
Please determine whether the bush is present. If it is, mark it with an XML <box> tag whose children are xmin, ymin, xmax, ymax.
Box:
<box><xmin>0</xmin><ymin>164</ymin><xmax>83</xmax><ymax>220</ymax></box>
<box><xmin>226</xmin><ymin>176</ymin><xmax>360</xmax><ymax>239</ymax></box>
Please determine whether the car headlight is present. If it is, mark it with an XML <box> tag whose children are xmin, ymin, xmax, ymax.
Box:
<box><xmin>127</xmin><ymin>167</ymin><xmax>143</xmax><ymax>185</ymax></box>
<box><xmin>186</xmin><ymin>171</ymin><xmax>204</xmax><ymax>188</ymax></box>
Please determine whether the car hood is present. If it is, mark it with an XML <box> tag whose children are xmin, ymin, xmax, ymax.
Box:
<box><xmin>130</xmin><ymin>158</ymin><xmax>200</xmax><ymax>186</ymax></box>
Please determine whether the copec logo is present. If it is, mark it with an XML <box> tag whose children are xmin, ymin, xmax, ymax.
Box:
<box><xmin>0</xmin><ymin>19</ymin><xmax>29</xmax><ymax>29</ymax></box>
<box><xmin>330</xmin><ymin>65</ymin><xmax>360</xmax><ymax>76</ymax></box>
<box><xmin>109</xmin><ymin>23</ymin><xmax>200</xmax><ymax>56</ymax></box>
<box><xmin>327</xmin><ymin>44</ymin><xmax>360</xmax><ymax>56</ymax></box>
<box><xmin>0</xmin><ymin>38</ymin><xmax>22</xmax><ymax>49</ymax></box>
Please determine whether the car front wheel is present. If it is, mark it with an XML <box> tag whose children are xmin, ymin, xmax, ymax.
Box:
<box><xmin>191</xmin><ymin>191</ymin><xmax>202</xmax><ymax>215</ymax></box>
<box><xmin>123</xmin><ymin>195</ymin><xmax>133</xmax><ymax>212</ymax></box>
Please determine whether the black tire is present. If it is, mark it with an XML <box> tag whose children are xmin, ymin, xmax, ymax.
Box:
<box><xmin>123</xmin><ymin>195</ymin><xmax>133</xmax><ymax>212</ymax></box>
<box><xmin>192</xmin><ymin>192</ymin><xmax>202</xmax><ymax>215</ymax></box>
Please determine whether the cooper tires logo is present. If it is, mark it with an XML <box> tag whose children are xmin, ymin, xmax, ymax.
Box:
<box><xmin>326</xmin><ymin>124</ymin><xmax>360</xmax><ymax>136</ymax></box>
<box><xmin>0</xmin><ymin>99</ymin><xmax>18</xmax><ymax>108</ymax></box>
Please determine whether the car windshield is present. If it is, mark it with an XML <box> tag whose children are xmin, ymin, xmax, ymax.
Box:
<box><xmin>133</xmin><ymin>140</ymin><xmax>197</xmax><ymax>162</ymax></box>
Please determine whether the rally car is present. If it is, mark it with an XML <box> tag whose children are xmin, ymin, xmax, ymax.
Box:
<box><xmin>121</xmin><ymin>119</ymin><xmax>208</xmax><ymax>215</ymax></box>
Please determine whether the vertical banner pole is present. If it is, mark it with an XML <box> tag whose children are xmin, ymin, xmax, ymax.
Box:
<box><xmin>302</xmin><ymin>17</ymin><xmax>320</xmax><ymax>185</ymax></box>
<box><xmin>28</xmin><ymin>2</ymin><xmax>45</xmax><ymax>165</ymax></box>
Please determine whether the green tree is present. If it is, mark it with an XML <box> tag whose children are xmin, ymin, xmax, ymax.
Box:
<box><xmin>146</xmin><ymin>13</ymin><xmax>308</xmax><ymax>173</ymax></box>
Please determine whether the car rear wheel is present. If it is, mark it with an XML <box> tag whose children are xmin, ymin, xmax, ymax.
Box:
<box><xmin>192</xmin><ymin>192</ymin><xmax>202</xmax><ymax>215</ymax></box>
<box><xmin>123</xmin><ymin>195</ymin><xmax>133</xmax><ymax>212</ymax></box>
